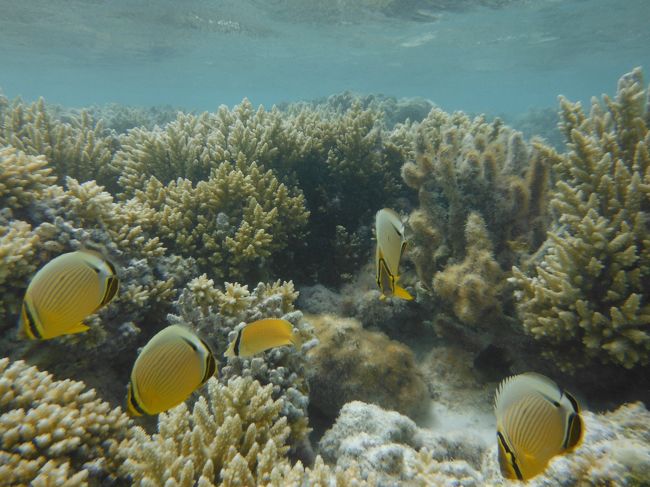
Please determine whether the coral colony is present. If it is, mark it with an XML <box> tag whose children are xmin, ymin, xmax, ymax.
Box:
<box><xmin>1</xmin><ymin>68</ymin><xmax>650</xmax><ymax>485</ymax></box>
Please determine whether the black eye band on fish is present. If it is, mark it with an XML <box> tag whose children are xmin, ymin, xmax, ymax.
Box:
<box><xmin>497</xmin><ymin>431</ymin><xmax>523</xmax><ymax>481</ymax></box>
<box><xmin>233</xmin><ymin>329</ymin><xmax>243</xmax><ymax>356</ymax></box>
<box><xmin>202</xmin><ymin>353</ymin><xmax>217</xmax><ymax>383</ymax></box>
<box><xmin>100</xmin><ymin>276</ymin><xmax>119</xmax><ymax>307</ymax></box>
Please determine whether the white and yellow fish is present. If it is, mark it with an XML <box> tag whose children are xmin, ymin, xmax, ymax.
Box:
<box><xmin>224</xmin><ymin>318</ymin><xmax>301</xmax><ymax>358</ymax></box>
<box><xmin>126</xmin><ymin>325</ymin><xmax>217</xmax><ymax>416</ymax></box>
<box><xmin>494</xmin><ymin>372</ymin><xmax>584</xmax><ymax>481</ymax></box>
<box><xmin>18</xmin><ymin>250</ymin><xmax>119</xmax><ymax>340</ymax></box>
<box><xmin>375</xmin><ymin>208</ymin><xmax>413</xmax><ymax>300</ymax></box>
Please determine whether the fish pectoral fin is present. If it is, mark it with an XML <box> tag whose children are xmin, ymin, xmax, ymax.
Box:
<box><xmin>66</xmin><ymin>322</ymin><xmax>91</xmax><ymax>335</ymax></box>
<box><xmin>393</xmin><ymin>285</ymin><xmax>414</xmax><ymax>301</ymax></box>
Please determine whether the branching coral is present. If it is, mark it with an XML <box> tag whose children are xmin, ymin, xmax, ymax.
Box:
<box><xmin>0</xmin><ymin>146</ymin><xmax>56</xmax><ymax>211</ymax></box>
<box><xmin>119</xmin><ymin>376</ymin><xmax>291</xmax><ymax>485</ymax></box>
<box><xmin>401</xmin><ymin>107</ymin><xmax>557</xmax><ymax>330</ymax></box>
<box><xmin>126</xmin><ymin>154</ymin><xmax>309</xmax><ymax>282</ymax></box>
<box><xmin>119</xmin><ymin>376</ymin><xmax>373</xmax><ymax>486</ymax></box>
<box><xmin>0</xmin><ymin>95</ymin><xmax>116</xmax><ymax>186</ymax></box>
<box><xmin>432</xmin><ymin>212</ymin><xmax>503</xmax><ymax>326</ymax></box>
<box><xmin>170</xmin><ymin>276</ymin><xmax>312</xmax><ymax>447</ymax></box>
<box><xmin>510</xmin><ymin>67</ymin><xmax>650</xmax><ymax>370</ymax></box>
<box><xmin>0</xmin><ymin>358</ymin><xmax>132</xmax><ymax>486</ymax></box>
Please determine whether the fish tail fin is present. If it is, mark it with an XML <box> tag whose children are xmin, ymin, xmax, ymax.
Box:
<box><xmin>394</xmin><ymin>285</ymin><xmax>414</xmax><ymax>301</ymax></box>
<box><xmin>66</xmin><ymin>322</ymin><xmax>91</xmax><ymax>335</ymax></box>
<box><xmin>290</xmin><ymin>329</ymin><xmax>303</xmax><ymax>350</ymax></box>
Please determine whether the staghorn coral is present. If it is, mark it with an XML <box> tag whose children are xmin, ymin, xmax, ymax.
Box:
<box><xmin>0</xmin><ymin>146</ymin><xmax>56</xmax><ymax>211</ymax></box>
<box><xmin>0</xmin><ymin>358</ymin><xmax>132</xmax><ymax>486</ymax></box>
<box><xmin>510</xmin><ymin>67</ymin><xmax>650</xmax><ymax>370</ymax></box>
<box><xmin>119</xmin><ymin>376</ymin><xmax>375</xmax><ymax>486</ymax></box>
<box><xmin>306</xmin><ymin>314</ymin><xmax>429</xmax><ymax>420</ymax></box>
<box><xmin>401</xmin><ymin>107</ymin><xmax>557</xmax><ymax>333</ymax></box>
<box><xmin>285</xmin><ymin>101</ymin><xmax>413</xmax><ymax>284</ymax></box>
<box><xmin>0</xmin><ymin>95</ymin><xmax>116</xmax><ymax>187</ymax></box>
<box><xmin>123</xmin><ymin>154</ymin><xmax>309</xmax><ymax>282</ymax></box>
<box><xmin>119</xmin><ymin>376</ymin><xmax>292</xmax><ymax>485</ymax></box>
<box><xmin>112</xmin><ymin>99</ymin><xmax>307</xmax><ymax>197</ymax></box>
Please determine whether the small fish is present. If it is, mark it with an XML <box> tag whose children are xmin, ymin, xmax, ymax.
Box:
<box><xmin>375</xmin><ymin>208</ymin><xmax>413</xmax><ymax>300</ymax></box>
<box><xmin>224</xmin><ymin>318</ymin><xmax>301</xmax><ymax>358</ymax></box>
<box><xmin>126</xmin><ymin>325</ymin><xmax>217</xmax><ymax>416</ymax></box>
<box><xmin>494</xmin><ymin>372</ymin><xmax>584</xmax><ymax>481</ymax></box>
<box><xmin>18</xmin><ymin>250</ymin><xmax>119</xmax><ymax>340</ymax></box>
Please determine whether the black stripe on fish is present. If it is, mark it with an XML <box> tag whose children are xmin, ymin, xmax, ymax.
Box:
<box><xmin>128</xmin><ymin>383</ymin><xmax>146</xmax><ymax>416</ymax></box>
<box><xmin>100</xmin><ymin>276</ymin><xmax>119</xmax><ymax>307</ymax></box>
<box><xmin>233</xmin><ymin>329</ymin><xmax>243</xmax><ymax>357</ymax></box>
<box><xmin>23</xmin><ymin>302</ymin><xmax>42</xmax><ymax>339</ymax></box>
<box><xmin>497</xmin><ymin>431</ymin><xmax>523</xmax><ymax>481</ymax></box>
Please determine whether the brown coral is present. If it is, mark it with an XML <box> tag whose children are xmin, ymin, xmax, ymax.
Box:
<box><xmin>306</xmin><ymin>314</ymin><xmax>429</xmax><ymax>420</ymax></box>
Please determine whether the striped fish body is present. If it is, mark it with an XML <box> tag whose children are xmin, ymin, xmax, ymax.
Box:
<box><xmin>494</xmin><ymin>372</ymin><xmax>584</xmax><ymax>481</ymax></box>
<box><xmin>225</xmin><ymin>318</ymin><xmax>299</xmax><ymax>358</ymax></box>
<box><xmin>127</xmin><ymin>325</ymin><xmax>216</xmax><ymax>416</ymax></box>
<box><xmin>375</xmin><ymin>208</ymin><xmax>407</xmax><ymax>277</ymax></box>
<box><xmin>19</xmin><ymin>250</ymin><xmax>119</xmax><ymax>340</ymax></box>
<box><xmin>375</xmin><ymin>209</ymin><xmax>412</xmax><ymax>300</ymax></box>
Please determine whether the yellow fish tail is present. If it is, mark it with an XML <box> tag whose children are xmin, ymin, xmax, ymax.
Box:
<box><xmin>394</xmin><ymin>285</ymin><xmax>414</xmax><ymax>301</ymax></box>
<box><xmin>290</xmin><ymin>330</ymin><xmax>303</xmax><ymax>349</ymax></box>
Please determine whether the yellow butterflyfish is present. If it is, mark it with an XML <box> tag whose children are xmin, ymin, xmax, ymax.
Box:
<box><xmin>224</xmin><ymin>318</ymin><xmax>301</xmax><ymax>358</ymax></box>
<box><xmin>18</xmin><ymin>249</ymin><xmax>119</xmax><ymax>340</ymax></box>
<box><xmin>375</xmin><ymin>208</ymin><xmax>413</xmax><ymax>300</ymax></box>
<box><xmin>126</xmin><ymin>325</ymin><xmax>217</xmax><ymax>416</ymax></box>
<box><xmin>494</xmin><ymin>372</ymin><xmax>584</xmax><ymax>481</ymax></box>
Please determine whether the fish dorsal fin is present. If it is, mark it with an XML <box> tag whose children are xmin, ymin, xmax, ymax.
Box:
<box><xmin>494</xmin><ymin>372</ymin><xmax>562</xmax><ymax>418</ymax></box>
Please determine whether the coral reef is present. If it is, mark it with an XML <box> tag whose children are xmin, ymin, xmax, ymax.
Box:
<box><xmin>320</xmin><ymin>399</ymin><xmax>650</xmax><ymax>486</ymax></box>
<box><xmin>124</xmin><ymin>156</ymin><xmax>309</xmax><ymax>282</ymax></box>
<box><xmin>169</xmin><ymin>276</ymin><xmax>314</xmax><ymax>447</ymax></box>
<box><xmin>119</xmin><ymin>376</ymin><xmax>293</xmax><ymax>485</ymax></box>
<box><xmin>120</xmin><ymin>376</ymin><xmax>375</xmax><ymax>486</ymax></box>
<box><xmin>306</xmin><ymin>314</ymin><xmax>429</xmax><ymax>420</ymax></box>
<box><xmin>511</xmin><ymin>67</ymin><xmax>650</xmax><ymax>371</ymax></box>
<box><xmin>319</xmin><ymin>400</ymin><xmax>487</xmax><ymax>486</ymax></box>
<box><xmin>111</xmin><ymin>100</ymin><xmax>313</xmax><ymax>282</ymax></box>
<box><xmin>402</xmin><ymin>107</ymin><xmax>557</xmax><ymax>335</ymax></box>
<box><xmin>0</xmin><ymin>358</ymin><xmax>132</xmax><ymax>486</ymax></box>
<box><xmin>0</xmin><ymin>94</ymin><xmax>116</xmax><ymax>186</ymax></box>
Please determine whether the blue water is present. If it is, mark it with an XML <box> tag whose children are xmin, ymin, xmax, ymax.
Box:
<box><xmin>0</xmin><ymin>0</ymin><xmax>648</xmax><ymax>116</ymax></box>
